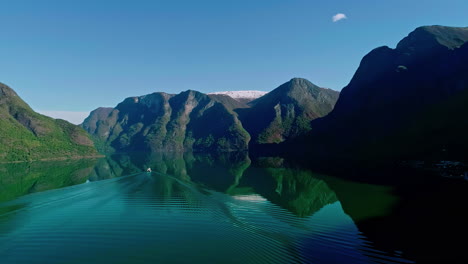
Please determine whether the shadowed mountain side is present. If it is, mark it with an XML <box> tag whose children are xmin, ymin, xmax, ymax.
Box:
<box><xmin>207</xmin><ymin>94</ymin><xmax>250</xmax><ymax>111</ymax></box>
<box><xmin>82</xmin><ymin>91</ymin><xmax>250</xmax><ymax>153</ymax></box>
<box><xmin>83</xmin><ymin>78</ymin><xmax>339</xmax><ymax>153</ymax></box>
<box><xmin>0</xmin><ymin>83</ymin><xmax>98</xmax><ymax>162</ymax></box>
<box><xmin>237</xmin><ymin>78</ymin><xmax>339</xmax><ymax>145</ymax></box>
<box><xmin>291</xmin><ymin>26</ymin><xmax>468</xmax><ymax>162</ymax></box>
<box><xmin>80</xmin><ymin>107</ymin><xmax>113</xmax><ymax>134</ymax></box>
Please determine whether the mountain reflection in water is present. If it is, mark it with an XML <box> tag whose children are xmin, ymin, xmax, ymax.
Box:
<box><xmin>1</xmin><ymin>152</ymin><xmax>464</xmax><ymax>263</ymax></box>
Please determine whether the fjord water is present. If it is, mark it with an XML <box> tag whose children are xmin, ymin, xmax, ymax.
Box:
<box><xmin>1</xmin><ymin>153</ymin><xmax>465</xmax><ymax>263</ymax></box>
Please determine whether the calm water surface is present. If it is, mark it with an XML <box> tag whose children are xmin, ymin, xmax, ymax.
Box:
<box><xmin>0</xmin><ymin>152</ymin><xmax>466</xmax><ymax>263</ymax></box>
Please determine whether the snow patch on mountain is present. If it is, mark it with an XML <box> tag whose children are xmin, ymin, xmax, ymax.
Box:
<box><xmin>208</xmin><ymin>90</ymin><xmax>268</xmax><ymax>99</ymax></box>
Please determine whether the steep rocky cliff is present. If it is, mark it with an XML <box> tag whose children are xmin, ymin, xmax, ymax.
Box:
<box><xmin>299</xmin><ymin>25</ymin><xmax>468</xmax><ymax>160</ymax></box>
<box><xmin>82</xmin><ymin>90</ymin><xmax>250</xmax><ymax>152</ymax></box>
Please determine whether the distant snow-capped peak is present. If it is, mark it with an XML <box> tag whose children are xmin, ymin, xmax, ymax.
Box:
<box><xmin>208</xmin><ymin>90</ymin><xmax>268</xmax><ymax>99</ymax></box>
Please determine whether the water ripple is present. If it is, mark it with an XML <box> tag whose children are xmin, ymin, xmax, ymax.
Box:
<box><xmin>0</xmin><ymin>172</ymin><xmax>412</xmax><ymax>264</ymax></box>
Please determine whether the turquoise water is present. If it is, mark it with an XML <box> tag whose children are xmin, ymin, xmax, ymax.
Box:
<box><xmin>0</xmin><ymin>153</ymin><xmax>426</xmax><ymax>263</ymax></box>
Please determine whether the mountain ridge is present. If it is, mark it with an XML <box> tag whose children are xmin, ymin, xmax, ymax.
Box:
<box><xmin>0</xmin><ymin>82</ymin><xmax>99</xmax><ymax>162</ymax></box>
<box><xmin>238</xmin><ymin>78</ymin><xmax>339</xmax><ymax>145</ymax></box>
<box><xmin>83</xmin><ymin>78</ymin><xmax>339</xmax><ymax>152</ymax></box>
<box><xmin>293</xmin><ymin>25</ymin><xmax>468</xmax><ymax>161</ymax></box>
<box><xmin>82</xmin><ymin>89</ymin><xmax>251</xmax><ymax>153</ymax></box>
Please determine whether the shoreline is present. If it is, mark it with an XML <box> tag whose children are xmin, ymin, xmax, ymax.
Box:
<box><xmin>0</xmin><ymin>155</ymin><xmax>105</xmax><ymax>164</ymax></box>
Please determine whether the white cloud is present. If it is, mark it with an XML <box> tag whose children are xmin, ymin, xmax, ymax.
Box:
<box><xmin>38</xmin><ymin>110</ymin><xmax>91</xmax><ymax>125</ymax></box>
<box><xmin>332</xmin><ymin>13</ymin><xmax>347</xmax><ymax>22</ymax></box>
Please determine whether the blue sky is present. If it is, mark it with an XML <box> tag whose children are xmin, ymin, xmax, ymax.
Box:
<box><xmin>0</xmin><ymin>0</ymin><xmax>467</xmax><ymax>123</ymax></box>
